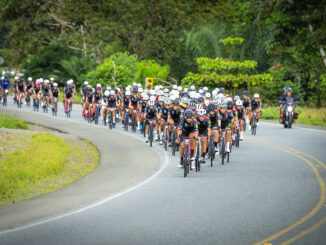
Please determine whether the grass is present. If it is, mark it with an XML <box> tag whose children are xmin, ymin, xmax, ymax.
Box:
<box><xmin>261</xmin><ymin>106</ymin><xmax>326</xmax><ymax>127</ymax></box>
<box><xmin>0</xmin><ymin>114</ymin><xmax>28</xmax><ymax>129</ymax></box>
<box><xmin>0</xmin><ymin>132</ymin><xmax>99</xmax><ymax>206</ymax></box>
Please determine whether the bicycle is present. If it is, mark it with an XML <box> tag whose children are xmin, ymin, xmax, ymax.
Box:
<box><xmin>195</xmin><ymin>136</ymin><xmax>202</xmax><ymax>172</ymax></box>
<box><xmin>148</xmin><ymin>119</ymin><xmax>154</xmax><ymax>147</ymax></box>
<box><xmin>17</xmin><ymin>93</ymin><xmax>23</xmax><ymax>108</ymax></box>
<box><xmin>94</xmin><ymin>103</ymin><xmax>100</xmax><ymax>124</ymax></box>
<box><xmin>66</xmin><ymin>99</ymin><xmax>72</xmax><ymax>118</ymax></box>
<box><xmin>251</xmin><ymin>111</ymin><xmax>261</xmax><ymax>136</ymax></box>
<box><xmin>2</xmin><ymin>90</ymin><xmax>8</xmax><ymax>106</ymax></box>
<box><xmin>235</xmin><ymin>127</ymin><xmax>240</xmax><ymax>148</ymax></box>
<box><xmin>219</xmin><ymin>130</ymin><xmax>230</xmax><ymax>165</ymax></box>
<box><xmin>42</xmin><ymin>97</ymin><xmax>49</xmax><ymax>114</ymax></box>
<box><xmin>208</xmin><ymin>135</ymin><xmax>215</xmax><ymax>167</ymax></box>
<box><xmin>124</xmin><ymin>108</ymin><xmax>129</xmax><ymax>131</ymax></box>
<box><xmin>171</xmin><ymin>124</ymin><xmax>178</xmax><ymax>156</ymax></box>
<box><xmin>33</xmin><ymin>95</ymin><xmax>40</xmax><ymax>111</ymax></box>
<box><xmin>108</xmin><ymin>109</ymin><xmax>115</xmax><ymax>130</ymax></box>
<box><xmin>131</xmin><ymin>109</ymin><xmax>137</xmax><ymax>132</ymax></box>
<box><xmin>163</xmin><ymin>125</ymin><xmax>169</xmax><ymax>151</ymax></box>
<box><xmin>51</xmin><ymin>97</ymin><xmax>58</xmax><ymax>116</ymax></box>
<box><xmin>182</xmin><ymin>137</ymin><xmax>191</xmax><ymax>178</ymax></box>
<box><xmin>103</xmin><ymin>105</ymin><xmax>107</xmax><ymax>126</ymax></box>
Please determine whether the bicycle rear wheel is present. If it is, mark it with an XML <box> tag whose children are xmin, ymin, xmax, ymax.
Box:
<box><xmin>172</xmin><ymin>129</ymin><xmax>176</xmax><ymax>156</ymax></box>
<box><xmin>236</xmin><ymin>129</ymin><xmax>240</xmax><ymax>148</ymax></box>
<box><xmin>184</xmin><ymin>144</ymin><xmax>189</xmax><ymax>178</ymax></box>
<box><xmin>149</xmin><ymin>124</ymin><xmax>153</xmax><ymax>147</ymax></box>
<box><xmin>195</xmin><ymin>143</ymin><xmax>200</xmax><ymax>172</ymax></box>
<box><xmin>221</xmin><ymin>139</ymin><xmax>225</xmax><ymax>165</ymax></box>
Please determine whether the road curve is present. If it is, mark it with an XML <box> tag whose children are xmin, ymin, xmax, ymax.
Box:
<box><xmin>0</xmin><ymin>100</ymin><xmax>326</xmax><ymax>245</ymax></box>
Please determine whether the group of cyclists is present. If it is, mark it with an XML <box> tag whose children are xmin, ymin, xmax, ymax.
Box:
<box><xmin>1</xmin><ymin>74</ymin><xmax>263</xmax><ymax>175</ymax></box>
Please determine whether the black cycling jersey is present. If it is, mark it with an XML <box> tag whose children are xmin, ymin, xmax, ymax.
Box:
<box><xmin>94</xmin><ymin>92</ymin><xmax>102</xmax><ymax>102</ymax></box>
<box><xmin>107</xmin><ymin>96</ymin><xmax>116</xmax><ymax>107</ymax></box>
<box><xmin>207</xmin><ymin>110</ymin><xmax>220</xmax><ymax>127</ymax></box>
<box><xmin>196</xmin><ymin>116</ymin><xmax>211</xmax><ymax>136</ymax></box>
<box><xmin>139</xmin><ymin>100</ymin><xmax>147</xmax><ymax>113</ymax></box>
<box><xmin>34</xmin><ymin>86</ymin><xmax>41</xmax><ymax>94</ymax></box>
<box><xmin>159</xmin><ymin>105</ymin><xmax>169</xmax><ymax>120</ymax></box>
<box><xmin>179</xmin><ymin>117</ymin><xmax>198</xmax><ymax>137</ymax></box>
<box><xmin>52</xmin><ymin>88</ymin><xmax>59</xmax><ymax>98</ymax></box>
<box><xmin>86</xmin><ymin>93</ymin><xmax>93</xmax><ymax>103</ymax></box>
<box><xmin>81</xmin><ymin>86</ymin><xmax>87</xmax><ymax>96</ymax></box>
<box><xmin>241</xmin><ymin>96</ymin><xmax>251</xmax><ymax>108</ymax></box>
<box><xmin>130</xmin><ymin>95</ymin><xmax>139</xmax><ymax>106</ymax></box>
<box><xmin>145</xmin><ymin>106</ymin><xmax>157</xmax><ymax>120</ymax></box>
<box><xmin>168</xmin><ymin>107</ymin><xmax>183</xmax><ymax>122</ymax></box>
<box><xmin>42</xmin><ymin>84</ymin><xmax>50</xmax><ymax>93</ymax></box>
<box><xmin>26</xmin><ymin>82</ymin><xmax>33</xmax><ymax>90</ymax></box>
<box><xmin>219</xmin><ymin>111</ymin><xmax>233</xmax><ymax>129</ymax></box>
<box><xmin>17</xmin><ymin>82</ymin><xmax>25</xmax><ymax>92</ymax></box>
<box><xmin>123</xmin><ymin>96</ymin><xmax>130</xmax><ymax>107</ymax></box>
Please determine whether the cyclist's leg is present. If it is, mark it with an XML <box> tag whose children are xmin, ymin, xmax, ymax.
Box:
<box><xmin>225</xmin><ymin>127</ymin><xmax>231</xmax><ymax>152</ymax></box>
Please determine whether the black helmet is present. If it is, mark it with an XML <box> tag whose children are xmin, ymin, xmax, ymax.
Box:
<box><xmin>132</xmin><ymin>88</ymin><xmax>138</xmax><ymax>93</ymax></box>
<box><xmin>243</xmin><ymin>90</ymin><xmax>249</xmax><ymax>95</ymax></box>
<box><xmin>173</xmin><ymin>99</ymin><xmax>179</xmax><ymax>105</ymax></box>
<box><xmin>207</xmin><ymin>103</ymin><xmax>216</xmax><ymax>112</ymax></box>
<box><xmin>184</xmin><ymin>109</ymin><xmax>194</xmax><ymax>119</ymax></box>
<box><xmin>114</xmin><ymin>88</ymin><xmax>119</xmax><ymax>93</ymax></box>
<box><xmin>198</xmin><ymin>97</ymin><xmax>204</xmax><ymax>103</ymax></box>
<box><xmin>219</xmin><ymin>87</ymin><xmax>225</xmax><ymax>93</ymax></box>
<box><xmin>227</xmin><ymin>101</ymin><xmax>233</xmax><ymax>110</ymax></box>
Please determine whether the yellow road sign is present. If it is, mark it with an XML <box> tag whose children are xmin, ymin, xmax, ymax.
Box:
<box><xmin>146</xmin><ymin>77</ymin><xmax>154</xmax><ymax>90</ymax></box>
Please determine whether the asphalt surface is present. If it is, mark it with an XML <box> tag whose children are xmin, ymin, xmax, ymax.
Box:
<box><xmin>0</xmin><ymin>98</ymin><xmax>326</xmax><ymax>245</ymax></box>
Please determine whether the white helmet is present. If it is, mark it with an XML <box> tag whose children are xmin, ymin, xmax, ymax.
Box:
<box><xmin>234</xmin><ymin>95</ymin><xmax>241</xmax><ymax>101</ymax></box>
<box><xmin>177</xmin><ymin>86</ymin><xmax>182</xmax><ymax>91</ymax></box>
<box><xmin>148</xmin><ymin>100</ymin><xmax>155</xmax><ymax>106</ymax></box>
<box><xmin>195</xmin><ymin>93</ymin><xmax>201</xmax><ymax>99</ymax></box>
<box><xmin>155</xmin><ymin>85</ymin><xmax>160</xmax><ymax>91</ymax></box>
<box><xmin>236</xmin><ymin>100</ymin><xmax>243</xmax><ymax>106</ymax></box>
<box><xmin>84</xmin><ymin>81</ymin><xmax>89</xmax><ymax>85</ymax></box>
<box><xmin>133</xmin><ymin>82</ymin><xmax>137</xmax><ymax>86</ymax></box>
<box><xmin>226</xmin><ymin>97</ymin><xmax>232</xmax><ymax>102</ymax></box>
<box><xmin>125</xmin><ymin>91</ymin><xmax>131</xmax><ymax>96</ymax></box>
<box><xmin>189</xmin><ymin>91</ymin><xmax>196</xmax><ymax>99</ymax></box>
<box><xmin>39</xmin><ymin>78</ymin><xmax>44</xmax><ymax>83</ymax></box>
<box><xmin>44</xmin><ymin>79</ymin><xmax>49</xmax><ymax>84</ymax></box>
<box><xmin>203</xmin><ymin>87</ymin><xmax>208</xmax><ymax>91</ymax></box>
<box><xmin>172</xmin><ymin>85</ymin><xmax>177</xmax><ymax>90</ymax></box>
<box><xmin>170</xmin><ymin>94</ymin><xmax>176</xmax><ymax>101</ymax></box>
<box><xmin>197</xmin><ymin>108</ymin><xmax>207</xmax><ymax>116</ymax></box>
<box><xmin>67</xmin><ymin>79</ymin><xmax>72</xmax><ymax>85</ymax></box>
<box><xmin>254</xmin><ymin>93</ymin><xmax>259</xmax><ymax>98</ymax></box>
<box><xmin>150</xmin><ymin>95</ymin><xmax>156</xmax><ymax>101</ymax></box>
<box><xmin>50</xmin><ymin>77</ymin><xmax>54</xmax><ymax>81</ymax></box>
<box><xmin>150</xmin><ymin>90</ymin><xmax>156</xmax><ymax>96</ymax></box>
<box><xmin>205</xmin><ymin>92</ymin><xmax>211</xmax><ymax>98</ymax></box>
<box><xmin>184</xmin><ymin>88</ymin><xmax>189</xmax><ymax>93</ymax></box>
<box><xmin>158</xmin><ymin>96</ymin><xmax>165</xmax><ymax>102</ymax></box>
<box><xmin>126</xmin><ymin>86</ymin><xmax>131</xmax><ymax>91</ymax></box>
<box><xmin>96</xmin><ymin>83</ymin><xmax>101</xmax><ymax>88</ymax></box>
<box><xmin>28</xmin><ymin>77</ymin><xmax>32</xmax><ymax>81</ymax></box>
<box><xmin>164</xmin><ymin>88</ymin><xmax>169</xmax><ymax>93</ymax></box>
<box><xmin>165</xmin><ymin>98</ymin><xmax>172</xmax><ymax>105</ymax></box>
<box><xmin>138</xmin><ymin>88</ymin><xmax>143</xmax><ymax>93</ymax></box>
<box><xmin>104</xmin><ymin>90</ymin><xmax>110</xmax><ymax>96</ymax></box>
<box><xmin>53</xmin><ymin>83</ymin><xmax>58</xmax><ymax>87</ymax></box>
<box><xmin>198</xmin><ymin>89</ymin><xmax>204</xmax><ymax>94</ymax></box>
<box><xmin>14</xmin><ymin>76</ymin><xmax>18</xmax><ymax>80</ymax></box>
<box><xmin>110</xmin><ymin>90</ymin><xmax>115</xmax><ymax>96</ymax></box>
<box><xmin>143</xmin><ymin>95</ymin><xmax>149</xmax><ymax>100</ymax></box>
<box><xmin>137</xmin><ymin>83</ymin><xmax>142</xmax><ymax>88</ymax></box>
<box><xmin>190</xmin><ymin>85</ymin><xmax>195</xmax><ymax>91</ymax></box>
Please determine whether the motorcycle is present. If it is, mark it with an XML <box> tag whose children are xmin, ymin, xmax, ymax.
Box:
<box><xmin>279</xmin><ymin>98</ymin><xmax>300</xmax><ymax>128</ymax></box>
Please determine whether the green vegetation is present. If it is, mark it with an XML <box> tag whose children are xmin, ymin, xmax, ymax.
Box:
<box><xmin>0</xmin><ymin>1</ymin><xmax>325</xmax><ymax>106</ymax></box>
<box><xmin>261</xmin><ymin>107</ymin><xmax>326</xmax><ymax>127</ymax></box>
<box><xmin>0</xmin><ymin>114</ymin><xmax>28</xmax><ymax>129</ymax></box>
<box><xmin>0</xmin><ymin>132</ymin><xmax>99</xmax><ymax>206</ymax></box>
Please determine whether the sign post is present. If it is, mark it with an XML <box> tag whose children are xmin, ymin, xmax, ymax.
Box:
<box><xmin>145</xmin><ymin>77</ymin><xmax>154</xmax><ymax>90</ymax></box>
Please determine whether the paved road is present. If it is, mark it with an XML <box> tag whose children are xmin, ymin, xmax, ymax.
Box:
<box><xmin>0</xmin><ymin>99</ymin><xmax>326</xmax><ymax>245</ymax></box>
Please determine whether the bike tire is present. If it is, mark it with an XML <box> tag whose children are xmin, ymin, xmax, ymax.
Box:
<box><xmin>221</xmin><ymin>139</ymin><xmax>225</xmax><ymax>165</ymax></box>
<box><xmin>172</xmin><ymin>130</ymin><xmax>176</xmax><ymax>156</ymax></box>
<box><xmin>195</xmin><ymin>143</ymin><xmax>200</xmax><ymax>172</ymax></box>
<box><xmin>149</xmin><ymin>124</ymin><xmax>153</xmax><ymax>147</ymax></box>
<box><xmin>184</xmin><ymin>144</ymin><xmax>188</xmax><ymax>178</ymax></box>
<box><xmin>288</xmin><ymin>114</ymin><xmax>293</xmax><ymax>128</ymax></box>
<box><xmin>227</xmin><ymin>152</ymin><xmax>230</xmax><ymax>163</ymax></box>
<box><xmin>236</xmin><ymin>130</ymin><xmax>240</xmax><ymax>148</ymax></box>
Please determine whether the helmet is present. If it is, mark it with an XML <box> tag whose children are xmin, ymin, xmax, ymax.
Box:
<box><xmin>173</xmin><ymin>99</ymin><xmax>179</xmax><ymax>105</ymax></box>
<box><xmin>184</xmin><ymin>109</ymin><xmax>194</xmax><ymax>119</ymax></box>
<box><xmin>114</xmin><ymin>88</ymin><xmax>119</xmax><ymax>93</ymax></box>
<box><xmin>133</xmin><ymin>82</ymin><xmax>137</xmax><ymax>87</ymax></box>
<box><xmin>158</xmin><ymin>96</ymin><xmax>165</xmax><ymax>102</ymax></box>
<box><xmin>110</xmin><ymin>90</ymin><xmax>115</xmax><ymax>96</ymax></box>
<box><xmin>148</xmin><ymin>100</ymin><xmax>155</xmax><ymax>106</ymax></box>
<box><xmin>84</xmin><ymin>81</ymin><xmax>89</xmax><ymax>85</ymax></box>
<box><xmin>35</xmin><ymin>81</ymin><xmax>40</xmax><ymax>86</ymax></box>
<box><xmin>198</xmin><ymin>89</ymin><xmax>204</xmax><ymax>94</ymax></box>
<box><xmin>220</xmin><ymin>102</ymin><xmax>227</xmax><ymax>109</ymax></box>
<box><xmin>203</xmin><ymin>87</ymin><xmax>208</xmax><ymax>91</ymax></box>
<box><xmin>125</xmin><ymin>91</ymin><xmax>131</xmax><ymax>96</ymax></box>
<box><xmin>287</xmin><ymin>87</ymin><xmax>293</xmax><ymax>92</ymax></box>
<box><xmin>181</xmin><ymin>97</ymin><xmax>189</xmax><ymax>105</ymax></box>
<box><xmin>96</xmin><ymin>83</ymin><xmax>101</xmax><ymax>88</ymax></box>
<box><xmin>178</xmin><ymin>86</ymin><xmax>182</xmax><ymax>91</ymax></box>
<box><xmin>243</xmin><ymin>90</ymin><xmax>249</xmax><ymax>95</ymax></box>
<box><xmin>53</xmin><ymin>83</ymin><xmax>58</xmax><ymax>87</ymax></box>
<box><xmin>164</xmin><ymin>88</ymin><xmax>169</xmax><ymax>93</ymax></box>
<box><xmin>189</xmin><ymin>99</ymin><xmax>197</xmax><ymax>109</ymax></box>
<box><xmin>236</xmin><ymin>100</ymin><xmax>243</xmax><ymax>107</ymax></box>
<box><xmin>50</xmin><ymin>77</ymin><xmax>54</xmax><ymax>81</ymax></box>
<box><xmin>165</xmin><ymin>98</ymin><xmax>172</xmax><ymax>105</ymax></box>
<box><xmin>195</xmin><ymin>93</ymin><xmax>201</xmax><ymax>99</ymax></box>
<box><xmin>219</xmin><ymin>87</ymin><xmax>225</xmax><ymax>93</ymax></box>
<box><xmin>14</xmin><ymin>76</ymin><xmax>18</xmax><ymax>80</ymax></box>
<box><xmin>184</xmin><ymin>88</ymin><xmax>189</xmax><ymax>93</ymax></box>
<box><xmin>226</xmin><ymin>97</ymin><xmax>233</xmax><ymax>102</ymax></box>
<box><xmin>28</xmin><ymin>77</ymin><xmax>32</xmax><ymax>81</ymax></box>
<box><xmin>254</xmin><ymin>93</ymin><xmax>259</xmax><ymax>98</ymax></box>
<box><xmin>132</xmin><ymin>88</ymin><xmax>138</xmax><ymax>93</ymax></box>
<box><xmin>104</xmin><ymin>90</ymin><xmax>110</xmax><ymax>96</ymax></box>
<box><xmin>189</xmin><ymin>91</ymin><xmax>196</xmax><ymax>99</ymax></box>
<box><xmin>138</xmin><ymin>88</ymin><xmax>143</xmax><ymax>93</ymax></box>
<box><xmin>143</xmin><ymin>95</ymin><xmax>149</xmax><ymax>100</ymax></box>
<box><xmin>137</xmin><ymin>83</ymin><xmax>142</xmax><ymax>88</ymax></box>
<box><xmin>207</xmin><ymin>103</ymin><xmax>216</xmax><ymax>112</ymax></box>
<box><xmin>172</xmin><ymin>85</ymin><xmax>177</xmax><ymax>90</ymax></box>
<box><xmin>190</xmin><ymin>85</ymin><xmax>195</xmax><ymax>91</ymax></box>
<box><xmin>234</xmin><ymin>96</ymin><xmax>240</xmax><ymax>101</ymax></box>
<box><xmin>150</xmin><ymin>95</ymin><xmax>156</xmax><ymax>101</ymax></box>
<box><xmin>155</xmin><ymin>85</ymin><xmax>160</xmax><ymax>91</ymax></box>
<box><xmin>197</xmin><ymin>108</ymin><xmax>207</xmax><ymax>116</ymax></box>
<box><xmin>44</xmin><ymin>79</ymin><xmax>49</xmax><ymax>84</ymax></box>
<box><xmin>227</xmin><ymin>101</ymin><xmax>233</xmax><ymax>110</ymax></box>
<box><xmin>198</xmin><ymin>97</ymin><xmax>204</xmax><ymax>103</ymax></box>
<box><xmin>205</xmin><ymin>92</ymin><xmax>211</xmax><ymax>98</ymax></box>
<box><xmin>106</xmin><ymin>85</ymin><xmax>112</xmax><ymax>90</ymax></box>
<box><xmin>67</xmin><ymin>79</ymin><xmax>72</xmax><ymax>85</ymax></box>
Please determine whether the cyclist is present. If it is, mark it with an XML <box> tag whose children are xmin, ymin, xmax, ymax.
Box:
<box><xmin>1</xmin><ymin>75</ymin><xmax>10</xmax><ymax>100</ymax></box>
<box><xmin>168</xmin><ymin>99</ymin><xmax>183</xmax><ymax>144</ymax></box>
<box><xmin>64</xmin><ymin>80</ymin><xmax>74</xmax><ymax>112</ymax></box>
<box><xmin>250</xmin><ymin>93</ymin><xmax>262</xmax><ymax>128</ymax></box>
<box><xmin>93</xmin><ymin>84</ymin><xmax>103</xmax><ymax>120</ymax></box>
<box><xmin>25</xmin><ymin>77</ymin><xmax>34</xmax><ymax>104</ymax></box>
<box><xmin>144</xmin><ymin>100</ymin><xmax>158</xmax><ymax>143</ymax></box>
<box><xmin>129</xmin><ymin>88</ymin><xmax>139</xmax><ymax>130</ymax></box>
<box><xmin>41</xmin><ymin>79</ymin><xmax>52</xmax><ymax>108</ymax></box>
<box><xmin>33</xmin><ymin>80</ymin><xmax>41</xmax><ymax>107</ymax></box>
<box><xmin>13</xmin><ymin>76</ymin><xmax>19</xmax><ymax>103</ymax></box>
<box><xmin>176</xmin><ymin>109</ymin><xmax>198</xmax><ymax>170</ymax></box>
<box><xmin>207</xmin><ymin>103</ymin><xmax>221</xmax><ymax>152</ymax></box>
<box><xmin>81</xmin><ymin>81</ymin><xmax>89</xmax><ymax>114</ymax></box>
<box><xmin>83</xmin><ymin>86</ymin><xmax>94</xmax><ymax>118</ymax></box>
<box><xmin>241</xmin><ymin>90</ymin><xmax>251</xmax><ymax>125</ymax></box>
<box><xmin>51</xmin><ymin>83</ymin><xmax>60</xmax><ymax>112</ymax></box>
<box><xmin>49</xmin><ymin>77</ymin><xmax>55</xmax><ymax>91</ymax></box>
<box><xmin>196</xmin><ymin>107</ymin><xmax>211</xmax><ymax>162</ymax></box>
<box><xmin>219</xmin><ymin>102</ymin><xmax>233</xmax><ymax>153</ymax></box>
<box><xmin>16</xmin><ymin>78</ymin><xmax>25</xmax><ymax>105</ymax></box>
<box><xmin>235</xmin><ymin>100</ymin><xmax>245</xmax><ymax>140</ymax></box>
<box><xmin>107</xmin><ymin>90</ymin><xmax>117</xmax><ymax>125</ymax></box>
<box><xmin>158</xmin><ymin>97</ymin><xmax>170</xmax><ymax>145</ymax></box>
<box><xmin>121</xmin><ymin>90</ymin><xmax>131</xmax><ymax>127</ymax></box>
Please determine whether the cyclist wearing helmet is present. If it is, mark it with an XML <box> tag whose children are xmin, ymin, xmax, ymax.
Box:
<box><xmin>83</xmin><ymin>86</ymin><xmax>94</xmax><ymax>118</ymax></box>
<box><xmin>33</xmin><ymin>80</ymin><xmax>41</xmax><ymax>107</ymax></box>
<box><xmin>64</xmin><ymin>80</ymin><xmax>74</xmax><ymax>112</ymax></box>
<box><xmin>52</xmin><ymin>83</ymin><xmax>60</xmax><ymax>112</ymax></box>
<box><xmin>197</xmin><ymin>97</ymin><xmax>207</xmax><ymax>109</ymax></box>
<box><xmin>219</xmin><ymin>102</ymin><xmax>234</xmax><ymax>153</ymax></box>
<box><xmin>195</xmin><ymin>108</ymin><xmax>211</xmax><ymax>162</ymax></box>
<box><xmin>106</xmin><ymin>90</ymin><xmax>117</xmax><ymax>125</ymax></box>
<box><xmin>1</xmin><ymin>75</ymin><xmax>10</xmax><ymax>99</ymax></box>
<box><xmin>81</xmin><ymin>81</ymin><xmax>89</xmax><ymax>106</ymax></box>
<box><xmin>158</xmin><ymin>97</ymin><xmax>170</xmax><ymax>144</ymax></box>
<box><xmin>235</xmin><ymin>100</ymin><xmax>245</xmax><ymax>140</ymax></box>
<box><xmin>129</xmin><ymin>88</ymin><xmax>140</xmax><ymax>129</ymax></box>
<box><xmin>227</xmin><ymin>99</ymin><xmax>238</xmax><ymax>141</ymax></box>
<box><xmin>207</xmin><ymin>103</ymin><xmax>221</xmax><ymax>152</ymax></box>
<box><xmin>241</xmin><ymin>90</ymin><xmax>251</xmax><ymax>124</ymax></box>
<box><xmin>122</xmin><ymin>90</ymin><xmax>131</xmax><ymax>127</ymax></box>
<box><xmin>144</xmin><ymin>100</ymin><xmax>158</xmax><ymax>143</ymax></box>
<box><xmin>13</xmin><ymin>76</ymin><xmax>19</xmax><ymax>103</ymax></box>
<box><xmin>25</xmin><ymin>77</ymin><xmax>34</xmax><ymax>103</ymax></box>
<box><xmin>93</xmin><ymin>85</ymin><xmax>103</xmax><ymax>118</ymax></box>
<box><xmin>139</xmin><ymin>94</ymin><xmax>149</xmax><ymax>131</ymax></box>
<box><xmin>16</xmin><ymin>78</ymin><xmax>25</xmax><ymax>104</ymax></box>
<box><xmin>168</xmin><ymin>99</ymin><xmax>184</xmax><ymax>142</ymax></box>
<box><xmin>176</xmin><ymin>109</ymin><xmax>198</xmax><ymax>170</ymax></box>
<box><xmin>250</xmin><ymin>93</ymin><xmax>262</xmax><ymax>127</ymax></box>
<box><xmin>279</xmin><ymin>86</ymin><xmax>288</xmax><ymax>123</ymax></box>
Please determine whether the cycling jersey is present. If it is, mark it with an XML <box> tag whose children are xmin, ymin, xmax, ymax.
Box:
<box><xmin>219</xmin><ymin>111</ymin><xmax>233</xmax><ymax>129</ymax></box>
<box><xmin>94</xmin><ymin>92</ymin><xmax>102</xmax><ymax>102</ymax></box>
<box><xmin>34</xmin><ymin>86</ymin><xmax>41</xmax><ymax>94</ymax></box>
<box><xmin>130</xmin><ymin>95</ymin><xmax>139</xmax><ymax>107</ymax></box>
<box><xmin>26</xmin><ymin>82</ymin><xmax>33</xmax><ymax>90</ymax></box>
<box><xmin>17</xmin><ymin>81</ymin><xmax>25</xmax><ymax>92</ymax></box>
<box><xmin>64</xmin><ymin>86</ymin><xmax>74</xmax><ymax>98</ymax></box>
<box><xmin>159</xmin><ymin>105</ymin><xmax>169</xmax><ymax>120</ymax></box>
<box><xmin>107</xmin><ymin>96</ymin><xmax>116</xmax><ymax>108</ymax></box>
<box><xmin>145</xmin><ymin>106</ymin><xmax>158</xmax><ymax>120</ymax></box>
<box><xmin>81</xmin><ymin>86</ymin><xmax>87</xmax><ymax>97</ymax></box>
<box><xmin>179</xmin><ymin>117</ymin><xmax>198</xmax><ymax>137</ymax></box>
<box><xmin>139</xmin><ymin>100</ymin><xmax>147</xmax><ymax>113</ymax></box>
<box><xmin>1</xmin><ymin>79</ymin><xmax>10</xmax><ymax>90</ymax></box>
<box><xmin>230</xmin><ymin>106</ymin><xmax>238</xmax><ymax>117</ymax></box>
<box><xmin>168</xmin><ymin>107</ymin><xmax>183</xmax><ymax>124</ymax></box>
<box><xmin>208</xmin><ymin>110</ymin><xmax>220</xmax><ymax>127</ymax></box>
<box><xmin>251</xmin><ymin>98</ymin><xmax>262</xmax><ymax>109</ymax></box>
<box><xmin>52</xmin><ymin>88</ymin><xmax>59</xmax><ymax>98</ymax></box>
<box><xmin>122</xmin><ymin>96</ymin><xmax>130</xmax><ymax>108</ymax></box>
<box><xmin>241</xmin><ymin>96</ymin><xmax>251</xmax><ymax>108</ymax></box>
<box><xmin>86</xmin><ymin>93</ymin><xmax>93</xmax><ymax>103</ymax></box>
<box><xmin>236</xmin><ymin>106</ymin><xmax>245</xmax><ymax>119</ymax></box>
<box><xmin>196</xmin><ymin>116</ymin><xmax>211</xmax><ymax>136</ymax></box>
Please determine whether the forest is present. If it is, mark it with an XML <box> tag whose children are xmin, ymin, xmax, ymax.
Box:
<box><xmin>0</xmin><ymin>0</ymin><xmax>325</xmax><ymax>106</ymax></box>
